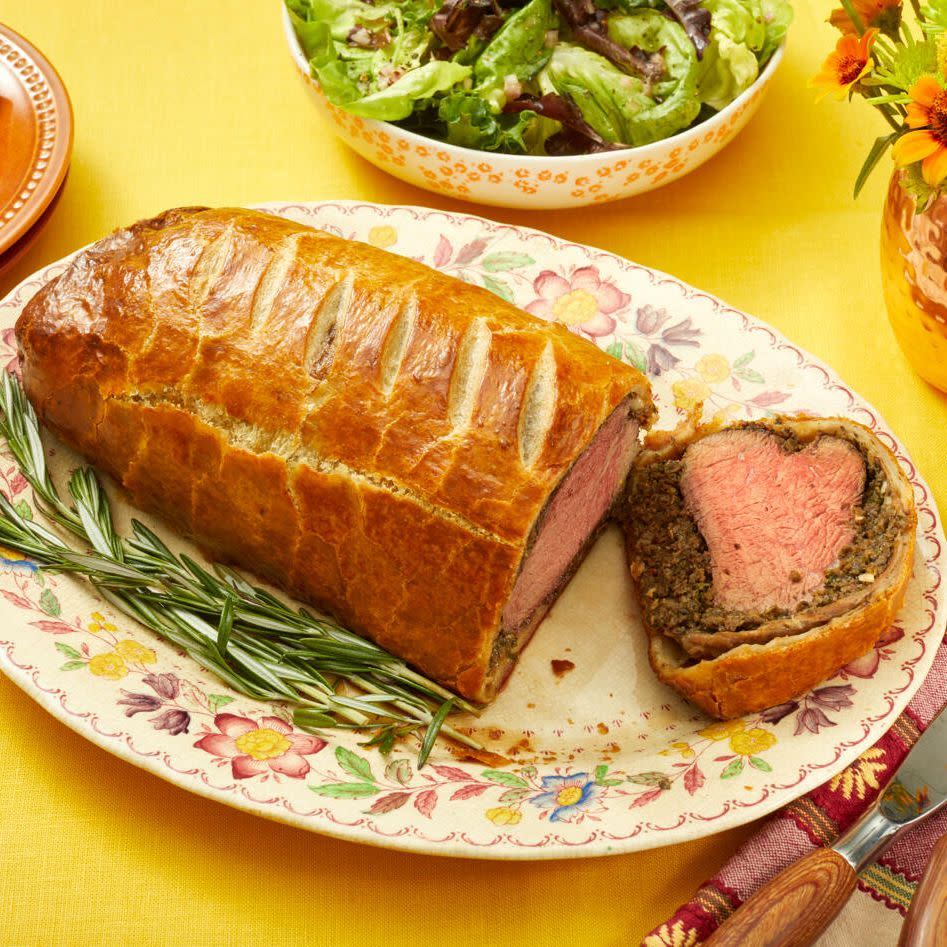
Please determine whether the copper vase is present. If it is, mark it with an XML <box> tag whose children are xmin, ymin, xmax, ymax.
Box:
<box><xmin>881</xmin><ymin>171</ymin><xmax>947</xmax><ymax>392</ymax></box>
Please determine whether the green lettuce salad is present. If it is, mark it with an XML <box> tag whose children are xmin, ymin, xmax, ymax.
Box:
<box><xmin>286</xmin><ymin>0</ymin><xmax>791</xmax><ymax>155</ymax></box>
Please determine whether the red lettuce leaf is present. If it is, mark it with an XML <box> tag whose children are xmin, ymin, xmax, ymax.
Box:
<box><xmin>662</xmin><ymin>0</ymin><xmax>711</xmax><ymax>58</ymax></box>
<box><xmin>504</xmin><ymin>91</ymin><xmax>626</xmax><ymax>154</ymax></box>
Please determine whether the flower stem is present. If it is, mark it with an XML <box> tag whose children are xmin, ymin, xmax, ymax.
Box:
<box><xmin>840</xmin><ymin>0</ymin><xmax>866</xmax><ymax>34</ymax></box>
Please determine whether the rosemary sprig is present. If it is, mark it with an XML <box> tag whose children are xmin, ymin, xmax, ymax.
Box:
<box><xmin>0</xmin><ymin>372</ymin><xmax>481</xmax><ymax>764</ymax></box>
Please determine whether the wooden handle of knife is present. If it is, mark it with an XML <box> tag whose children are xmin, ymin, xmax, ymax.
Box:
<box><xmin>898</xmin><ymin>835</ymin><xmax>947</xmax><ymax>947</ymax></box>
<box><xmin>704</xmin><ymin>848</ymin><xmax>857</xmax><ymax>947</ymax></box>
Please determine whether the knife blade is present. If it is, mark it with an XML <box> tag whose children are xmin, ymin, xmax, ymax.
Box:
<box><xmin>835</xmin><ymin>704</ymin><xmax>947</xmax><ymax>871</ymax></box>
<box><xmin>705</xmin><ymin>705</ymin><xmax>947</xmax><ymax>947</ymax></box>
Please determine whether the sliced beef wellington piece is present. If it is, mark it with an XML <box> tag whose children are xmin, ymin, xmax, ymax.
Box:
<box><xmin>625</xmin><ymin>416</ymin><xmax>916</xmax><ymax>719</ymax></box>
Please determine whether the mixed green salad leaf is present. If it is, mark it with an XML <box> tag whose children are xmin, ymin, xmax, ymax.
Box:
<box><xmin>286</xmin><ymin>0</ymin><xmax>791</xmax><ymax>155</ymax></box>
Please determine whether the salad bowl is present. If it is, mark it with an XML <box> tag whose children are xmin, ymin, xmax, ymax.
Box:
<box><xmin>281</xmin><ymin>7</ymin><xmax>785</xmax><ymax>210</ymax></box>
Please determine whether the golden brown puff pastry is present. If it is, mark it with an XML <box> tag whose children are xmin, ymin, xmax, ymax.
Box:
<box><xmin>16</xmin><ymin>207</ymin><xmax>654</xmax><ymax>702</ymax></box>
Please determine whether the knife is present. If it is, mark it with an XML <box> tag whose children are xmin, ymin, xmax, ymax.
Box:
<box><xmin>705</xmin><ymin>705</ymin><xmax>947</xmax><ymax>947</ymax></box>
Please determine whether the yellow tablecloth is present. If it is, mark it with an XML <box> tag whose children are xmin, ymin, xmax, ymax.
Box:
<box><xmin>0</xmin><ymin>2</ymin><xmax>944</xmax><ymax>944</ymax></box>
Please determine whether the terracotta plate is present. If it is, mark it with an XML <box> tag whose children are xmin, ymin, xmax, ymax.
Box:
<box><xmin>0</xmin><ymin>202</ymin><xmax>943</xmax><ymax>859</ymax></box>
<box><xmin>0</xmin><ymin>24</ymin><xmax>72</xmax><ymax>256</ymax></box>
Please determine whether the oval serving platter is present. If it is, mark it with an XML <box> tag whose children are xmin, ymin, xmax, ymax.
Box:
<box><xmin>0</xmin><ymin>201</ymin><xmax>942</xmax><ymax>860</ymax></box>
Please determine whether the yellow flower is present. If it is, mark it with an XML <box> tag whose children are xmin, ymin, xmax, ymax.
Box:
<box><xmin>234</xmin><ymin>727</ymin><xmax>292</xmax><ymax>761</ymax></box>
<box><xmin>643</xmin><ymin>920</ymin><xmax>699</xmax><ymax>947</ymax></box>
<box><xmin>730</xmin><ymin>727</ymin><xmax>778</xmax><ymax>756</ymax></box>
<box><xmin>114</xmin><ymin>639</ymin><xmax>157</xmax><ymax>664</ymax></box>
<box><xmin>672</xmin><ymin>378</ymin><xmax>710</xmax><ymax>413</ymax></box>
<box><xmin>810</xmin><ymin>30</ymin><xmax>878</xmax><ymax>102</ymax></box>
<box><xmin>88</xmin><ymin>610</ymin><xmax>117</xmax><ymax>634</ymax></box>
<box><xmin>695</xmin><ymin>353</ymin><xmax>730</xmax><ymax>384</ymax></box>
<box><xmin>698</xmin><ymin>719</ymin><xmax>747</xmax><ymax>741</ymax></box>
<box><xmin>366</xmin><ymin>225</ymin><xmax>397</xmax><ymax>249</ymax></box>
<box><xmin>88</xmin><ymin>652</ymin><xmax>128</xmax><ymax>680</ymax></box>
<box><xmin>556</xmin><ymin>786</ymin><xmax>583</xmax><ymax>806</ymax></box>
<box><xmin>552</xmin><ymin>288</ymin><xmax>599</xmax><ymax>326</ymax></box>
<box><xmin>660</xmin><ymin>741</ymin><xmax>695</xmax><ymax>759</ymax></box>
<box><xmin>485</xmin><ymin>806</ymin><xmax>522</xmax><ymax>826</ymax></box>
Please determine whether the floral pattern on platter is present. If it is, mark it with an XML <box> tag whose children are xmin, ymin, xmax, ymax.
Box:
<box><xmin>0</xmin><ymin>200</ymin><xmax>941</xmax><ymax>859</ymax></box>
<box><xmin>195</xmin><ymin>714</ymin><xmax>327</xmax><ymax>780</ymax></box>
<box><xmin>525</xmin><ymin>267</ymin><xmax>630</xmax><ymax>338</ymax></box>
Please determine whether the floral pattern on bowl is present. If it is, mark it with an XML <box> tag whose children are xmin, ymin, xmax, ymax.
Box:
<box><xmin>0</xmin><ymin>200</ymin><xmax>942</xmax><ymax>859</ymax></box>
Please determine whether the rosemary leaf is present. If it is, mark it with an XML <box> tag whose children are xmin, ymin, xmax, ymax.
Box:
<box><xmin>418</xmin><ymin>699</ymin><xmax>455</xmax><ymax>768</ymax></box>
<box><xmin>217</xmin><ymin>592</ymin><xmax>236</xmax><ymax>658</ymax></box>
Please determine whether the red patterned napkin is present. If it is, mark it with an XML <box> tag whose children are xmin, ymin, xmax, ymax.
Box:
<box><xmin>643</xmin><ymin>634</ymin><xmax>947</xmax><ymax>947</ymax></box>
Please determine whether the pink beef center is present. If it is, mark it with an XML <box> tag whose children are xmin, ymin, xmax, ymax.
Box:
<box><xmin>501</xmin><ymin>407</ymin><xmax>640</xmax><ymax>630</ymax></box>
<box><xmin>680</xmin><ymin>429</ymin><xmax>866</xmax><ymax>613</ymax></box>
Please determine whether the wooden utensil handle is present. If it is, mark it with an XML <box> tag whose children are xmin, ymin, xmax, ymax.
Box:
<box><xmin>704</xmin><ymin>848</ymin><xmax>856</xmax><ymax>947</ymax></box>
<box><xmin>899</xmin><ymin>835</ymin><xmax>947</xmax><ymax>947</ymax></box>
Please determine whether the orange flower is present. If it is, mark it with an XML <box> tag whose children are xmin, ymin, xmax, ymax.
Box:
<box><xmin>892</xmin><ymin>76</ymin><xmax>947</xmax><ymax>187</ymax></box>
<box><xmin>829</xmin><ymin>0</ymin><xmax>901</xmax><ymax>35</ymax></box>
<box><xmin>810</xmin><ymin>29</ymin><xmax>878</xmax><ymax>102</ymax></box>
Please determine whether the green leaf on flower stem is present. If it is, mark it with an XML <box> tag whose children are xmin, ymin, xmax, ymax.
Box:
<box><xmin>481</xmin><ymin>252</ymin><xmax>534</xmax><ymax>272</ymax></box>
<box><xmin>595</xmin><ymin>763</ymin><xmax>609</xmax><ymax>784</ymax></box>
<box><xmin>498</xmin><ymin>787</ymin><xmax>532</xmax><ymax>804</ymax></box>
<box><xmin>901</xmin><ymin>162</ymin><xmax>938</xmax><ymax>212</ymax></box>
<box><xmin>13</xmin><ymin>500</ymin><xmax>32</xmax><ymax>521</ymax></box>
<box><xmin>732</xmin><ymin>351</ymin><xmax>755</xmax><ymax>368</ymax></box>
<box><xmin>721</xmin><ymin>757</ymin><xmax>745</xmax><ymax>779</ymax></box>
<box><xmin>335</xmin><ymin>745</ymin><xmax>375</xmax><ymax>783</ymax></box>
<box><xmin>55</xmin><ymin>642</ymin><xmax>82</xmax><ymax>660</ymax></box>
<box><xmin>926</xmin><ymin>0</ymin><xmax>947</xmax><ymax>31</ymax></box>
<box><xmin>481</xmin><ymin>275</ymin><xmax>514</xmax><ymax>303</ymax></box>
<box><xmin>482</xmin><ymin>769</ymin><xmax>528</xmax><ymax>789</ymax></box>
<box><xmin>854</xmin><ymin>133</ymin><xmax>898</xmax><ymax>200</ymax></box>
<box><xmin>59</xmin><ymin>660</ymin><xmax>86</xmax><ymax>671</ymax></box>
<box><xmin>519</xmin><ymin>765</ymin><xmax>538</xmax><ymax>780</ymax></box>
<box><xmin>886</xmin><ymin>41</ymin><xmax>937</xmax><ymax>92</ymax></box>
<box><xmin>39</xmin><ymin>588</ymin><xmax>60</xmax><ymax>617</ymax></box>
<box><xmin>207</xmin><ymin>694</ymin><xmax>235</xmax><ymax>714</ymax></box>
<box><xmin>735</xmin><ymin>367</ymin><xmax>765</xmax><ymax>385</ymax></box>
<box><xmin>748</xmin><ymin>756</ymin><xmax>773</xmax><ymax>772</ymax></box>
<box><xmin>623</xmin><ymin>341</ymin><xmax>648</xmax><ymax>374</ymax></box>
<box><xmin>309</xmin><ymin>782</ymin><xmax>379</xmax><ymax>799</ymax></box>
<box><xmin>605</xmin><ymin>341</ymin><xmax>647</xmax><ymax>373</ymax></box>
<box><xmin>627</xmin><ymin>771</ymin><xmax>673</xmax><ymax>790</ymax></box>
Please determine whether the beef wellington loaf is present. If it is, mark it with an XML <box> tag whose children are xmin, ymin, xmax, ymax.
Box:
<box><xmin>15</xmin><ymin>207</ymin><xmax>654</xmax><ymax>703</ymax></box>
<box><xmin>625</xmin><ymin>416</ymin><xmax>916</xmax><ymax>719</ymax></box>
